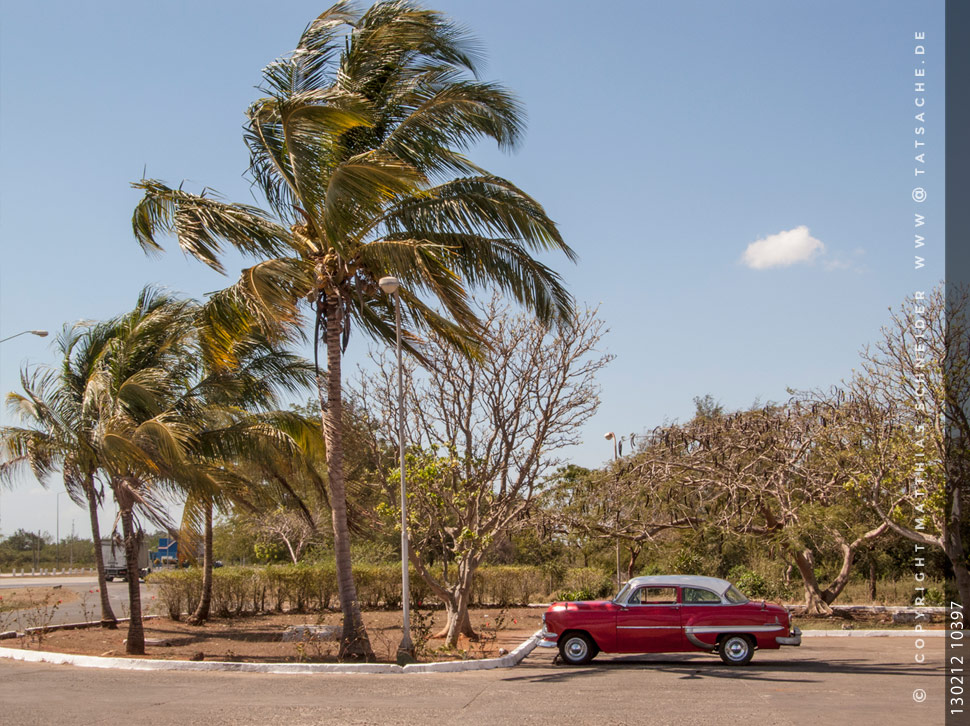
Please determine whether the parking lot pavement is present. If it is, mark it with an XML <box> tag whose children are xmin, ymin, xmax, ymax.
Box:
<box><xmin>0</xmin><ymin>638</ymin><xmax>946</xmax><ymax>725</ymax></box>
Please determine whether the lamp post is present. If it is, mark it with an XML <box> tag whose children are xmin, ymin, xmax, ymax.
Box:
<box><xmin>0</xmin><ymin>329</ymin><xmax>48</xmax><ymax>344</ymax></box>
<box><xmin>56</xmin><ymin>492</ymin><xmax>61</xmax><ymax>573</ymax></box>
<box><xmin>379</xmin><ymin>276</ymin><xmax>415</xmax><ymax>663</ymax></box>
<box><xmin>604</xmin><ymin>432</ymin><xmax>621</xmax><ymax>590</ymax></box>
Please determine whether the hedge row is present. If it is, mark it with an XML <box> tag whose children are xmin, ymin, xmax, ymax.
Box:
<box><xmin>146</xmin><ymin>564</ymin><xmax>613</xmax><ymax>618</ymax></box>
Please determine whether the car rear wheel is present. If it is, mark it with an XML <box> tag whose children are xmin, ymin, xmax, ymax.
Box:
<box><xmin>718</xmin><ymin>634</ymin><xmax>754</xmax><ymax>666</ymax></box>
<box><xmin>559</xmin><ymin>632</ymin><xmax>596</xmax><ymax>665</ymax></box>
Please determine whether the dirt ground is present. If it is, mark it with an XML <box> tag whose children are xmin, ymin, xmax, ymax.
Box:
<box><xmin>3</xmin><ymin>606</ymin><xmax>543</xmax><ymax>663</ymax></box>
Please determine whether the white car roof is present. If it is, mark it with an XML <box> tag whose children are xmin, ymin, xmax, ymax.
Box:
<box><xmin>625</xmin><ymin>575</ymin><xmax>732</xmax><ymax>594</ymax></box>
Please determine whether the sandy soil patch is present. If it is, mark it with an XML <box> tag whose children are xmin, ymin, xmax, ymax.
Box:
<box><xmin>3</xmin><ymin>606</ymin><xmax>542</xmax><ymax>663</ymax></box>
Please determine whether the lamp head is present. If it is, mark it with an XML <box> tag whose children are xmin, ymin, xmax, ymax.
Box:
<box><xmin>379</xmin><ymin>276</ymin><xmax>400</xmax><ymax>295</ymax></box>
<box><xmin>604</xmin><ymin>432</ymin><xmax>615</xmax><ymax>440</ymax></box>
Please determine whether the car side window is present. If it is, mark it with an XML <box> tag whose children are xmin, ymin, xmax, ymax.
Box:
<box><xmin>628</xmin><ymin>587</ymin><xmax>677</xmax><ymax>605</ymax></box>
<box><xmin>683</xmin><ymin>587</ymin><xmax>722</xmax><ymax>604</ymax></box>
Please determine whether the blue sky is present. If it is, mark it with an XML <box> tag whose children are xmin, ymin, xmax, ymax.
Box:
<box><xmin>0</xmin><ymin>0</ymin><xmax>944</xmax><ymax>537</ymax></box>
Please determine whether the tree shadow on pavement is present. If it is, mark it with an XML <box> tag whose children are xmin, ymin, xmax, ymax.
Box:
<box><xmin>505</xmin><ymin>652</ymin><xmax>938</xmax><ymax>685</ymax></box>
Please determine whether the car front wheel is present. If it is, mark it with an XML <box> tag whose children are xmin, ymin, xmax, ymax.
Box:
<box><xmin>718</xmin><ymin>634</ymin><xmax>754</xmax><ymax>666</ymax></box>
<box><xmin>559</xmin><ymin>632</ymin><xmax>596</xmax><ymax>665</ymax></box>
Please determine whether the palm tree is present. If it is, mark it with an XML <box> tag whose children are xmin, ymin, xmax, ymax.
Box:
<box><xmin>90</xmin><ymin>290</ymin><xmax>200</xmax><ymax>654</ymax></box>
<box><xmin>183</xmin><ymin>406</ymin><xmax>334</xmax><ymax>624</ymax></box>
<box><xmin>131</xmin><ymin>1</ymin><xmax>575</xmax><ymax>659</ymax></box>
<box><xmin>91</xmin><ymin>290</ymin><xmax>313</xmax><ymax>644</ymax></box>
<box><xmin>3</xmin><ymin>289</ymin><xmax>198</xmax><ymax>652</ymax></box>
<box><xmin>1</xmin><ymin>324</ymin><xmax>128</xmax><ymax>629</ymax></box>
<box><xmin>177</xmin><ymin>326</ymin><xmax>315</xmax><ymax>625</ymax></box>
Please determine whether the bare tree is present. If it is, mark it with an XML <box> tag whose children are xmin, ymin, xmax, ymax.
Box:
<box><xmin>834</xmin><ymin>285</ymin><xmax>970</xmax><ymax>607</ymax></box>
<box><xmin>356</xmin><ymin>301</ymin><xmax>611</xmax><ymax>646</ymax></box>
<box><xmin>545</xmin><ymin>453</ymin><xmax>697</xmax><ymax>580</ymax></box>
<box><xmin>660</xmin><ymin>403</ymin><xmax>886</xmax><ymax>614</ymax></box>
<box><xmin>251</xmin><ymin>507</ymin><xmax>322</xmax><ymax>564</ymax></box>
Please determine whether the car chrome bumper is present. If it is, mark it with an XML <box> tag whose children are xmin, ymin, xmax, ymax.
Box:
<box><xmin>538</xmin><ymin>629</ymin><xmax>559</xmax><ymax>648</ymax></box>
<box><xmin>776</xmin><ymin>626</ymin><xmax>802</xmax><ymax>646</ymax></box>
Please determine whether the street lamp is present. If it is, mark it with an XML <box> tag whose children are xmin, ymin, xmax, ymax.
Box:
<box><xmin>379</xmin><ymin>276</ymin><xmax>415</xmax><ymax>663</ymax></box>
<box><xmin>56</xmin><ymin>492</ymin><xmax>61</xmax><ymax>573</ymax></box>
<box><xmin>604</xmin><ymin>432</ymin><xmax>621</xmax><ymax>591</ymax></box>
<box><xmin>0</xmin><ymin>329</ymin><xmax>48</xmax><ymax>344</ymax></box>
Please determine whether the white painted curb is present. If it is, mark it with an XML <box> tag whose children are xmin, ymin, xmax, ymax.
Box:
<box><xmin>402</xmin><ymin>630</ymin><xmax>540</xmax><ymax>673</ymax></box>
<box><xmin>0</xmin><ymin>630</ymin><xmax>542</xmax><ymax>675</ymax></box>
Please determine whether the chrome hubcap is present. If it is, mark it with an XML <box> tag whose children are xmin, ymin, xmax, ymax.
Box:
<box><xmin>726</xmin><ymin>638</ymin><xmax>749</xmax><ymax>660</ymax></box>
<box><xmin>565</xmin><ymin>638</ymin><xmax>588</xmax><ymax>660</ymax></box>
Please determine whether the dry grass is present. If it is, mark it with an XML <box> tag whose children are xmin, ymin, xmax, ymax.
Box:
<box><xmin>835</xmin><ymin>578</ymin><xmax>947</xmax><ymax>606</ymax></box>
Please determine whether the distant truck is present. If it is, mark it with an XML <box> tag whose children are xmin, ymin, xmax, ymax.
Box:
<box><xmin>101</xmin><ymin>538</ymin><xmax>151</xmax><ymax>581</ymax></box>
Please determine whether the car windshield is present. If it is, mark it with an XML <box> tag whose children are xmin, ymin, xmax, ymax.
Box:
<box><xmin>724</xmin><ymin>585</ymin><xmax>749</xmax><ymax>604</ymax></box>
<box><xmin>613</xmin><ymin>582</ymin><xmax>633</xmax><ymax>604</ymax></box>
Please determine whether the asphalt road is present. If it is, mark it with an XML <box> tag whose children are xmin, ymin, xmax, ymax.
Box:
<box><xmin>0</xmin><ymin>573</ymin><xmax>159</xmax><ymax>626</ymax></box>
<box><xmin>0</xmin><ymin>638</ymin><xmax>948</xmax><ymax>725</ymax></box>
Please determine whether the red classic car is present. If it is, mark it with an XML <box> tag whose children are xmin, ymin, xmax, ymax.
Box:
<box><xmin>540</xmin><ymin>575</ymin><xmax>801</xmax><ymax>666</ymax></box>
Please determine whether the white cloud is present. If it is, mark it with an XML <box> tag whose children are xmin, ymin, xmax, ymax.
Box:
<box><xmin>741</xmin><ymin>226</ymin><xmax>825</xmax><ymax>270</ymax></box>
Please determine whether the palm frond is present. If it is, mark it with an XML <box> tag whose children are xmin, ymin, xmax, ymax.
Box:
<box><xmin>343</xmin><ymin>2</ymin><xmax>483</xmax><ymax>90</ymax></box>
<box><xmin>320</xmin><ymin>152</ymin><xmax>425</xmax><ymax>250</ymax></box>
<box><xmin>380</xmin><ymin>175</ymin><xmax>574</xmax><ymax>258</ymax></box>
<box><xmin>261</xmin><ymin>2</ymin><xmax>359</xmax><ymax>98</ymax></box>
<box><xmin>131</xmin><ymin>180</ymin><xmax>295</xmax><ymax>273</ymax></box>
<box><xmin>380</xmin><ymin>74</ymin><xmax>524</xmax><ymax>168</ymax></box>
<box><xmin>235</xmin><ymin>257</ymin><xmax>314</xmax><ymax>332</ymax></box>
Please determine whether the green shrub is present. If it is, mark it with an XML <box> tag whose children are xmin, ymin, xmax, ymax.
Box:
<box><xmin>920</xmin><ymin>587</ymin><xmax>946</xmax><ymax>606</ymax></box>
<box><xmin>147</xmin><ymin>563</ymin><xmax>622</xmax><ymax>617</ymax></box>
<box><xmin>147</xmin><ymin>569</ymin><xmax>200</xmax><ymax>620</ymax></box>
<box><xmin>562</xmin><ymin>567</ymin><xmax>614</xmax><ymax>599</ymax></box>
<box><xmin>555</xmin><ymin>587</ymin><xmax>599</xmax><ymax>602</ymax></box>
<box><xmin>728</xmin><ymin>565</ymin><xmax>771</xmax><ymax>599</ymax></box>
<box><xmin>475</xmin><ymin>566</ymin><xmax>545</xmax><ymax>606</ymax></box>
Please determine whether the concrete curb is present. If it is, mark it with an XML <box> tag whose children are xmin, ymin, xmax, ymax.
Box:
<box><xmin>0</xmin><ymin>630</ymin><xmax>543</xmax><ymax>675</ymax></box>
<box><xmin>26</xmin><ymin>615</ymin><xmax>161</xmax><ymax>635</ymax></box>
<box><xmin>0</xmin><ymin>615</ymin><xmax>160</xmax><ymax>640</ymax></box>
<box><xmin>801</xmin><ymin>629</ymin><xmax>946</xmax><ymax>637</ymax></box>
<box><xmin>401</xmin><ymin>630</ymin><xmax>541</xmax><ymax>673</ymax></box>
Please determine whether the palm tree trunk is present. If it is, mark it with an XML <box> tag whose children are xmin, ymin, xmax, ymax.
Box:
<box><xmin>189</xmin><ymin>498</ymin><xmax>213</xmax><ymax>625</ymax></box>
<box><xmin>83</xmin><ymin>475</ymin><xmax>117</xmax><ymax>628</ymax></box>
<box><xmin>119</xmin><ymin>499</ymin><xmax>145</xmax><ymax>655</ymax></box>
<box><xmin>319</xmin><ymin>297</ymin><xmax>373</xmax><ymax>661</ymax></box>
